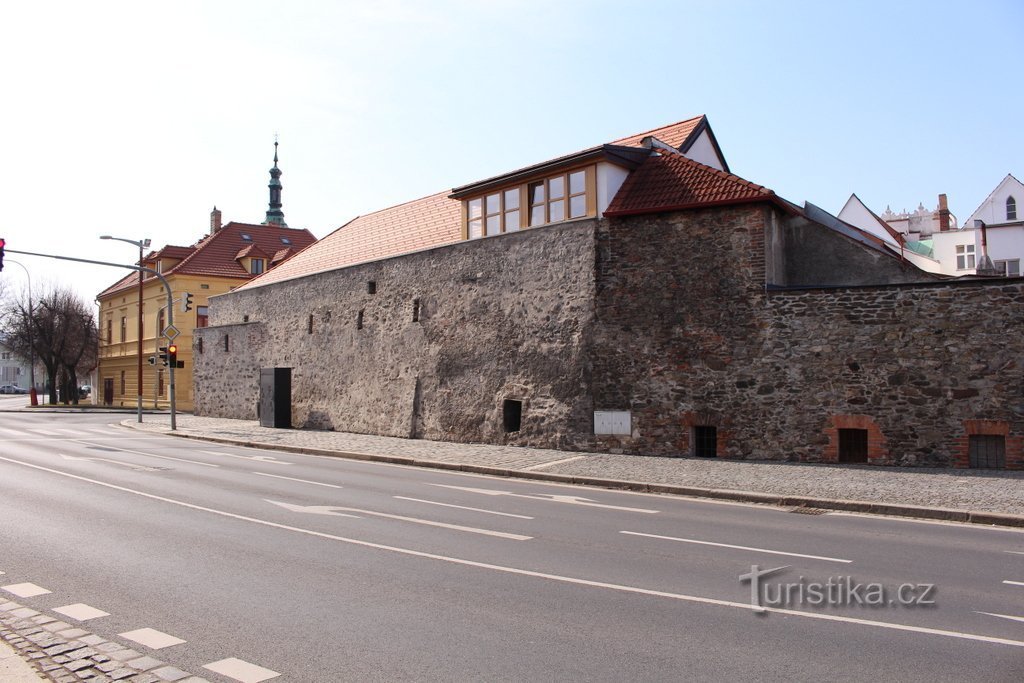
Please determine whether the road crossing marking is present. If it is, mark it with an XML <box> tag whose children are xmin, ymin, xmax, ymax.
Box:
<box><xmin>4</xmin><ymin>454</ymin><xmax>1023</xmax><ymax>650</ymax></box>
<box><xmin>266</xmin><ymin>500</ymin><xmax>532</xmax><ymax>540</ymax></box>
<box><xmin>204</xmin><ymin>657</ymin><xmax>280</xmax><ymax>682</ymax></box>
<box><xmin>54</xmin><ymin>603</ymin><xmax>110</xmax><ymax>621</ymax></box>
<box><xmin>1</xmin><ymin>583</ymin><xmax>51</xmax><ymax>598</ymax></box>
<box><xmin>251</xmin><ymin>472</ymin><xmax>342</xmax><ymax>488</ymax></box>
<box><xmin>394</xmin><ymin>496</ymin><xmax>534</xmax><ymax>519</ymax></box>
<box><xmin>430</xmin><ymin>483</ymin><xmax>659</xmax><ymax>513</ymax></box>
<box><xmin>118</xmin><ymin>627</ymin><xmax>186</xmax><ymax>649</ymax></box>
<box><xmin>620</xmin><ymin>530</ymin><xmax>853</xmax><ymax>564</ymax></box>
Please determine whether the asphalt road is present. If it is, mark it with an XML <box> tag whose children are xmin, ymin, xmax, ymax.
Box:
<box><xmin>0</xmin><ymin>408</ymin><xmax>1022</xmax><ymax>682</ymax></box>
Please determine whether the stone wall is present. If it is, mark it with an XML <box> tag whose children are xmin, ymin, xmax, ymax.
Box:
<box><xmin>194</xmin><ymin>220</ymin><xmax>599</xmax><ymax>449</ymax></box>
<box><xmin>589</xmin><ymin>203</ymin><xmax>1024</xmax><ymax>467</ymax></box>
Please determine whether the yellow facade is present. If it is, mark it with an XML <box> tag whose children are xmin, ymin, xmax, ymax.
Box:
<box><xmin>97</xmin><ymin>272</ymin><xmax>240</xmax><ymax>411</ymax></box>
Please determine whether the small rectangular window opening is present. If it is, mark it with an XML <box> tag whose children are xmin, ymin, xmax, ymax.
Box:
<box><xmin>368</xmin><ymin>281</ymin><xmax>377</xmax><ymax>294</ymax></box>
<box><xmin>307</xmin><ymin>314</ymin><xmax>314</xmax><ymax>334</ymax></box>
<box><xmin>693</xmin><ymin>426</ymin><xmax>718</xmax><ymax>458</ymax></box>
<box><xmin>223</xmin><ymin>335</ymin><xmax>230</xmax><ymax>352</ymax></box>
<box><xmin>969</xmin><ymin>434</ymin><xmax>1006</xmax><ymax>469</ymax></box>
<box><xmin>196</xmin><ymin>338</ymin><xmax>203</xmax><ymax>354</ymax></box>
<box><xmin>503</xmin><ymin>399</ymin><xmax>523</xmax><ymax>433</ymax></box>
<box><xmin>838</xmin><ymin>428</ymin><xmax>868</xmax><ymax>463</ymax></box>
<box><xmin>412</xmin><ymin>298</ymin><xmax>421</xmax><ymax>323</ymax></box>
<box><xmin>357</xmin><ymin>309</ymin><xmax>364</xmax><ymax>330</ymax></box>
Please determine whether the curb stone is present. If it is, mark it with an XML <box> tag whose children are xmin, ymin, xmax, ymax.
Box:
<box><xmin>158</xmin><ymin>429</ymin><xmax>1024</xmax><ymax>529</ymax></box>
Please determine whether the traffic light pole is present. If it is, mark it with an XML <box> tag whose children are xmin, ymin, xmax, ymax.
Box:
<box><xmin>7</xmin><ymin>248</ymin><xmax>177</xmax><ymax>431</ymax></box>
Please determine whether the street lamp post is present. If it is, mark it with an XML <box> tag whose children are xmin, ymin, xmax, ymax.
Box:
<box><xmin>6</xmin><ymin>259</ymin><xmax>37</xmax><ymax>406</ymax></box>
<box><xmin>100</xmin><ymin>235</ymin><xmax>151</xmax><ymax>423</ymax></box>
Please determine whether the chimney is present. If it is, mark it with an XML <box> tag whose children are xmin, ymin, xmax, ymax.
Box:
<box><xmin>210</xmin><ymin>206</ymin><xmax>223</xmax><ymax>234</ymax></box>
<box><xmin>937</xmin><ymin>194</ymin><xmax>950</xmax><ymax>232</ymax></box>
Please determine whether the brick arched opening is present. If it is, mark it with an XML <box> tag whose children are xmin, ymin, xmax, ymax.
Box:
<box><xmin>953</xmin><ymin>420</ymin><xmax>1022</xmax><ymax>470</ymax></box>
<box><xmin>680</xmin><ymin>410</ymin><xmax>732</xmax><ymax>458</ymax></box>
<box><xmin>822</xmin><ymin>414</ymin><xmax>889</xmax><ymax>465</ymax></box>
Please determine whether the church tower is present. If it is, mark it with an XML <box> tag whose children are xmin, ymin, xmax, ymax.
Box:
<box><xmin>263</xmin><ymin>139</ymin><xmax>287</xmax><ymax>227</ymax></box>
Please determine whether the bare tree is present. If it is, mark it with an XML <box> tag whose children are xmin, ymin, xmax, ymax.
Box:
<box><xmin>2</xmin><ymin>286</ymin><xmax>97</xmax><ymax>404</ymax></box>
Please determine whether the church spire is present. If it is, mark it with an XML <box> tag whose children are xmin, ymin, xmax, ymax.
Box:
<box><xmin>263</xmin><ymin>137</ymin><xmax>287</xmax><ymax>227</ymax></box>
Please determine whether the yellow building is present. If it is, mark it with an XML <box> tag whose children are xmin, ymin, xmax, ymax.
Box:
<box><xmin>96</xmin><ymin>145</ymin><xmax>316</xmax><ymax>409</ymax></box>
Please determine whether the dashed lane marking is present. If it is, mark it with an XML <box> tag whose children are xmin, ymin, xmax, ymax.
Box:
<box><xmin>1003</xmin><ymin>580</ymin><xmax>1024</xmax><ymax>587</ymax></box>
<box><xmin>4</xmin><ymin>454</ymin><xmax>1023</xmax><ymax>650</ymax></box>
<box><xmin>394</xmin><ymin>496</ymin><xmax>534</xmax><ymax>519</ymax></box>
<box><xmin>2</xmin><ymin>583</ymin><xmax>51</xmax><ymax>598</ymax></box>
<box><xmin>67</xmin><ymin>440</ymin><xmax>220</xmax><ymax>468</ymax></box>
<box><xmin>53</xmin><ymin>603</ymin><xmax>110</xmax><ymax>621</ymax></box>
<box><xmin>204</xmin><ymin>657</ymin><xmax>280</xmax><ymax>682</ymax></box>
<box><xmin>251</xmin><ymin>471</ymin><xmax>342</xmax><ymax>489</ymax></box>
<box><xmin>118</xmin><ymin>627</ymin><xmax>186</xmax><ymax>649</ymax></box>
<box><xmin>202</xmin><ymin>450</ymin><xmax>292</xmax><ymax>465</ymax></box>
<box><xmin>620</xmin><ymin>530</ymin><xmax>853</xmax><ymax>564</ymax></box>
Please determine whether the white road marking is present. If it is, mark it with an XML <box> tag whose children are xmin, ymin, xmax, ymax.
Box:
<box><xmin>431</xmin><ymin>484</ymin><xmax>659</xmax><ymax>513</ymax></box>
<box><xmin>1007</xmin><ymin>550</ymin><xmax>1024</xmax><ymax>555</ymax></box>
<box><xmin>620</xmin><ymin>531</ymin><xmax>853</xmax><ymax>564</ymax></box>
<box><xmin>522</xmin><ymin>455</ymin><xmax>588</xmax><ymax>471</ymax></box>
<box><xmin>54</xmin><ymin>604</ymin><xmax>110</xmax><ymax>621</ymax></box>
<box><xmin>203</xmin><ymin>657</ymin><xmax>280</xmax><ymax>683</ymax></box>
<box><xmin>60</xmin><ymin>454</ymin><xmax>160</xmax><ymax>471</ymax></box>
<box><xmin>1003</xmin><ymin>580</ymin><xmax>1024</xmax><ymax>587</ymax></box>
<box><xmin>68</xmin><ymin>440</ymin><xmax>220</xmax><ymax>468</ymax></box>
<box><xmin>2</xmin><ymin>583</ymin><xmax>51</xmax><ymax>598</ymax></box>
<box><xmin>3</xmin><ymin>455</ymin><xmax>1023</xmax><ymax>649</ymax></box>
<box><xmin>977</xmin><ymin>611</ymin><xmax>1024</xmax><ymax>624</ymax></box>
<box><xmin>266</xmin><ymin>500</ymin><xmax>531</xmax><ymax>540</ymax></box>
<box><xmin>251</xmin><ymin>472</ymin><xmax>342</xmax><ymax>488</ymax></box>
<box><xmin>118</xmin><ymin>628</ymin><xmax>186</xmax><ymax>649</ymax></box>
<box><xmin>393</xmin><ymin>496</ymin><xmax>534</xmax><ymax>519</ymax></box>
<box><xmin>827</xmin><ymin>512</ymin><xmax>1024</xmax><ymax>533</ymax></box>
<box><xmin>202</xmin><ymin>450</ymin><xmax>292</xmax><ymax>465</ymax></box>
<box><xmin>29</xmin><ymin>429</ymin><xmax>61</xmax><ymax>436</ymax></box>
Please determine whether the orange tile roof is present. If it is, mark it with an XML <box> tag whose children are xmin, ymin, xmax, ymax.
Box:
<box><xmin>97</xmin><ymin>221</ymin><xmax>316</xmax><ymax>299</ymax></box>
<box><xmin>604</xmin><ymin>153</ymin><xmax>776</xmax><ymax>217</ymax></box>
<box><xmin>241</xmin><ymin>190</ymin><xmax>463</xmax><ymax>289</ymax></box>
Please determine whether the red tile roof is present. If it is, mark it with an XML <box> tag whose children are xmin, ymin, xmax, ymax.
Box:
<box><xmin>239</xmin><ymin>115</ymin><xmax>732</xmax><ymax>291</ymax></box>
<box><xmin>241</xmin><ymin>190</ymin><xmax>463</xmax><ymax>289</ymax></box>
<box><xmin>97</xmin><ymin>221</ymin><xmax>316</xmax><ymax>298</ymax></box>
<box><xmin>604</xmin><ymin>153</ymin><xmax>776</xmax><ymax>217</ymax></box>
<box><xmin>609</xmin><ymin>114</ymin><xmax>704</xmax><ymax>149</ymax></box>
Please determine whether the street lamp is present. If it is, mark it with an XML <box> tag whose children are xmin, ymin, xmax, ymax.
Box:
<box><xmin>6</xmin><ymin>259</ymin><xmax>37</xmax><ymax>406</ymax></box>
<box><xmin>100</xmin><ymin>235</ymin><xmax>151</xmax><ymax>423</ymax></box>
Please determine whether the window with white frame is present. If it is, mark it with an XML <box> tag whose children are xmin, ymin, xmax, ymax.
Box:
<box><xmin>1007</xmin><ymin>196</ymin><xmax>1017</xmax><ymax>221</ymax></box>
<box><xmin>995</xmin><ymin>259</ymin><xmax>1021</xmax><ymax>277</ymax></box>
<box><xmin>464</xmin><ymin>166</ymin><xmax>595</xmax><ymax>239</ymax></box>
<box><xmin>956</xmin><ymin>244</ymin><xmax>976</xmax><ymax>270</ymax></box>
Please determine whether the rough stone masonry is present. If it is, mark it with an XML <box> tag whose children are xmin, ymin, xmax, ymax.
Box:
<box><xmin>194</xmin><ymin>204</ymin><xmax>1024</xmax><ymax>468</ymax></box>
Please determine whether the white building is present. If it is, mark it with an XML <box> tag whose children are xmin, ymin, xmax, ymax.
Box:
<box><xmin>0</xmin><ymin>339</ymin><xmax>33</xmax><ymax>390</ymax></box>
<box><xmin>838</xmin><ymin>176</ymin><xmax>1023</xmax><ymax>277</ymax></box>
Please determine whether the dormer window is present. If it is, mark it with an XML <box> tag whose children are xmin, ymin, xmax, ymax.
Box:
<box><xmin>463</xmin><ymin>165</ymin><xmax>595</xmax><ymax>240</ymax></box>
<box><xmin>250</xmin><ymin>258</ymin><xmax>265</xmax><ymax>275</ymax></box>
<box><xmin>1008</xmin><ymin>196</ymin><xmax>1017</xmax><ymax>221</ymax></box>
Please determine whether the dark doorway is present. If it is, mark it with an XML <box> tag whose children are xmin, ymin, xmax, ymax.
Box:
<box><xmin>693</xmin><ymin>425</ymin><xmax>717</xmax><ymax>457</ymax></box>
<box><xmin>102</xmin><ymin>378</ymin><xmax>114</xmax><ymax>406</ymax></box>
<box><xmin>838</xmin><ymin>428</ymin><xmax>869</xmax><ymax>463</ymax></box>
<box><xmin>503</xmin><ymin>399</ymin><xmax>522</xmax><ymax>433</ymax></box>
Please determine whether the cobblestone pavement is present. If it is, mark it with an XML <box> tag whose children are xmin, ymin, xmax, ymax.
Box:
<box><xmin>125</xmin><ymin>415</ymin><xmax>1024</xmax><ymax>517</ymax></box>
<box><xmin>0</xmin><ymin>600</ymin><xmax>205</xmax><ymax>683</ymax></box>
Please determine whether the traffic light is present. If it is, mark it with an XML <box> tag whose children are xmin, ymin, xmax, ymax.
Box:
<box><xmin>182</xmin><ymin>292</ymin><xmax>194</xmax><ymax>312</ymax></box>
<box><xmin>158</xmin><ymin>346</ymin><xmax>169</xmax><ymax>366</ymax></box>
<box><xmin>167</xmin><ymin>344</ymin><xmax>178</xmax><ymax>367</ymax></box>
<box><xmin>0</xmin><ymin>237</ymin><xmax>5</xmax><ymax>271</ymax></box>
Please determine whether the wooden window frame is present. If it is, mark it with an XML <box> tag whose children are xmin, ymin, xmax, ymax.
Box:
<box><xmin>463</xmin><ymin>165</ymin><xmax>596</xmax><ymax>239</ymax></box>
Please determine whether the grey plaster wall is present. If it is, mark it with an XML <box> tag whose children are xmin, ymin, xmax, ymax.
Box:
<box><xmin>194</xmin><ymin>220</ymin><xmax>599</xmax><ymax>449</ymax></box>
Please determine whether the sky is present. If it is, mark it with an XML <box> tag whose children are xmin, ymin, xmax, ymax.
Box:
<box><xmin>1</xmin><ymin>0</ymin><xmax>1021</xmax><ymax>305</ymax></box>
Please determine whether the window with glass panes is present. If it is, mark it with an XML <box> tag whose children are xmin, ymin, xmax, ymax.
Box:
<box><xmin>956</xmin><ymin>244</ymin><xmax>975</xmax><ymax>270</ymax></box>
<box><xmin>465</xmin><ymin>166</ymin><xmax>593</xmax><ymax>239</ymax></box>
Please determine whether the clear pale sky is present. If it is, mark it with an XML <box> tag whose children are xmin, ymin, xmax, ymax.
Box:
<box><xmin>2</xmin><ymin>0</ymin><xmax>1021</xmax><ymax>304</ymax></box>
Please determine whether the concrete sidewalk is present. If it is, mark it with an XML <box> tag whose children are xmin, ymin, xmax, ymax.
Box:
<box><xmin>121</xmin><ymin>415</ymin><xmax>1024</xmax><ymax>527</ymax></box>
<box><xmin>0</xmin><ymin>641</ymin><xmax>44</xmax><ymax>681</ymax></box>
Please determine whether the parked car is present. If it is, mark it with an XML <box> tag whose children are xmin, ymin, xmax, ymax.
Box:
<box><xmin>79</xmin><ymin>385</ymin><xmax>91</xmax><ymax>398</ymax></box>
<box><xmin>0</xmin><ymin>384</ymin><xmax>24</xmax><ymax>394</ymax></box>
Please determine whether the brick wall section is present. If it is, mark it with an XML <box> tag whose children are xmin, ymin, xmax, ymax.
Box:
<box><xmin>195</xmin><ymin>220</ymin><xmax>599</xmax><ymax>449</ymax></box>
<box><xmin>823</xmin><ymin>415</ymin><xmax>889</xmax><ymax>464</ymax></box>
